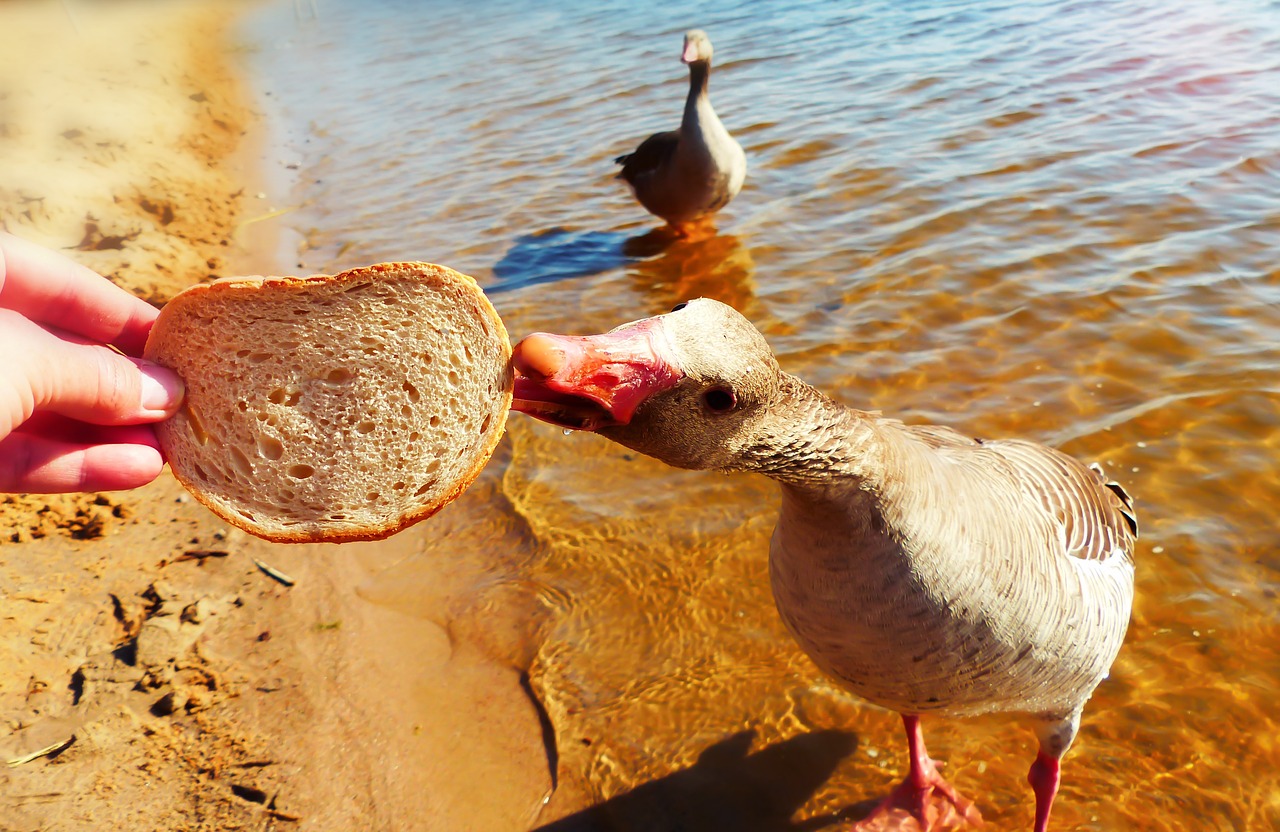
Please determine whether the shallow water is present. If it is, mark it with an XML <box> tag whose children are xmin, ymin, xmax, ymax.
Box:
<box><xmin>244</xmin><ymin>0</ymin><xmax>1280</xmax><ymax>828</ymax></box>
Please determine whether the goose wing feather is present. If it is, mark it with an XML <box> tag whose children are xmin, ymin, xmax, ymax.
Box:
<box><xmin>616</xmin><ymin>129</ymin><xmax>680</xmax><ymax>186</ymax></box>
<box><xmin>975</xmin><ymin>438</ymin><xmax>1137</xmax><ymax>563</ymax></box>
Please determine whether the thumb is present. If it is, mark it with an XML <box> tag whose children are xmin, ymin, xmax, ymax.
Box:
<box><xmin>33</xmin><ymin>338</ymin><xmax>185</xmax><ymax>426</ymax></box>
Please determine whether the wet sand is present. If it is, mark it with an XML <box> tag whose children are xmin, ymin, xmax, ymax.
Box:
<box><xmin>0</xmin><ymin>2</ymin><xmax>549</xmax><ymax>829</ymax></box>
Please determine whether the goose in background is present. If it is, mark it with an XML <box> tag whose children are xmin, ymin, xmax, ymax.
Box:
<box><xmin>616</xmin><ymin>30</ymin><xmax>747</xmax><ymax>233</ymax></box>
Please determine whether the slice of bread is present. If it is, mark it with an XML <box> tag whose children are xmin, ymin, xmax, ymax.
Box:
<box><xmin>143</xmin><ymin>262</ymin><xmax>512</xmax><ymax>543</ymax></box>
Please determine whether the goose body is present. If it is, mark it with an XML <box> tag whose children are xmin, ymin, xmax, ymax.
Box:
<box><xmin>616</xmin><ymin>30</ymin><xmax>747</xmax><ymax>229</ymax></box>
<box><xmin>510</xmin><ymin>298</ymin><xmax>1137</xmax><ymax>831</ymax></box>
<box><xmin>768</xmin><ymin>415</ymin><xmax>1135</xmax><ymax>722</ymax></box>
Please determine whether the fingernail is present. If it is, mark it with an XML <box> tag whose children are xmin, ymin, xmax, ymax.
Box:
<box><xmin>138</xmin><ymin>362</ymin><xmax>185</xmax><ymax>414</ymax></box>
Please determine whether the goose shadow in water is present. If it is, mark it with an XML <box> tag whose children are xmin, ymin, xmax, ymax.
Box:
<box><xmin>489</xmin><ymin>227</ymin><xmax>645</xmax><ymax>295</ymax></box>
<box><xmin>535</xmin><ymin>729</ymin><xmax>861</xmax><ymax>832</ymax></box>
<box><xmin>488</xmin><ymin>225</ymin><xmax>753</xmax><ymax>306</ymax></box>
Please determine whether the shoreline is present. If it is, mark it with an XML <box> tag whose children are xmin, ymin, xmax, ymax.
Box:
<box><xmin>1</xmin><ymin>2</ymin><xmax>553</xmax><ymax>828</ymax></box>
<box><xmin>0</xmin><ymin>1</ymin><xmax>301</xmax><ymax>826</ymax></box>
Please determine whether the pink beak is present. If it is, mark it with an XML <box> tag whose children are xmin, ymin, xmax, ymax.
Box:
<box><xmin>682</xmin><ymin>41</ymin><xmax>700</xmax><ymax>63</ymax></box>
<box><xmin>511</xmin><ymin>319</ymin><xmax>683</xmax><ymax>431</ymax></box>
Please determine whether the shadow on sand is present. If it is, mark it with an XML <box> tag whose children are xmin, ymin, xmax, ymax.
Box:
<box><xmin>534</xmin><ymin>729</ymin><xmax>864</xmax><ymax>832</ymax></box>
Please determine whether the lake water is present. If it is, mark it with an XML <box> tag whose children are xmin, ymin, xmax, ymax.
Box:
<box><xmin>244</xmin><ymin>0</ymin><xmax>1280</xmax><ymax>829</ymax></box>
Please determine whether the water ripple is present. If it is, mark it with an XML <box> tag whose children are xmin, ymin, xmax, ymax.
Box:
<box><xmin>247</xmin><ymin>0</ymin><xmax>1280</xmax><ymax>827</ymax></box>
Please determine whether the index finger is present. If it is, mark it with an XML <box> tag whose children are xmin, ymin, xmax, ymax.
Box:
<box><xmin>0</xmin><ymin>231</ymin><xmax>159</xmax><ymax>356</ymax></box>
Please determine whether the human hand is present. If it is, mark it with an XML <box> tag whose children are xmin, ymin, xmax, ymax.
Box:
<box><xmin>0</xmin><ymin>231</ymin><xmax>185</xmax><ymax>492</ymax></box>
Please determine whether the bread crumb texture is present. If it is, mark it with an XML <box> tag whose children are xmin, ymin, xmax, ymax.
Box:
<box><xmin>144</xmin><ymin>262</ymin><xmax>513</xmax><ymax>542</ymax></box>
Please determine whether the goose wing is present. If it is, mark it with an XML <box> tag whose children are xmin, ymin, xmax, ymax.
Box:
<box><xmin>984</xmin><ymin>439</ymin><xmax>1138</xmax><ymax>563</ymax></box>
<box><xmin>615</xmin><ymin>129</ymin><xmax>680</xmax><ymax>186</ymax></box>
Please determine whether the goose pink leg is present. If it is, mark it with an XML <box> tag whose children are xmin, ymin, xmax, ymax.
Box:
<box><xmin>856</xmin><ymin>714</ymin><xmax>983</xmax><ymax>830</ymax></box>
<box><xmin>1027</xmin><ymin>752</ymin><xmax>1060</xmax><ymax>832</ymax></box>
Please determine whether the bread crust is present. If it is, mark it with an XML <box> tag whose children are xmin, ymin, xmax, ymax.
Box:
<box><xmin>144</xmin><ymin>262</ymin><xmax>512</xmax><ymax>544</ymax></box>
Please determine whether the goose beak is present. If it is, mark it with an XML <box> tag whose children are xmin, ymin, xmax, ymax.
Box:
<box><xmin>511</xmin><ymin>320</ymin><xmax>682</xmax><ymax>431</ymax></box>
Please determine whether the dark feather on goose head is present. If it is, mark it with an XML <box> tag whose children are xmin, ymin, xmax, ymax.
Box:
<box><xmin>511</xmin><ymin>298</ymin><xmax>787</xmax><ymax>471</ymax></box>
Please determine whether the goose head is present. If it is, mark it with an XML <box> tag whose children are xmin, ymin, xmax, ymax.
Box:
<box><xmin>511</xmin><ymin>298</ymin><xmax>783</xmax><ymax>471</ymax></box>
<box><xmin>682</xmin><ymin>29</ymin><xmax>714</xmax><ymax>66</ymax></box>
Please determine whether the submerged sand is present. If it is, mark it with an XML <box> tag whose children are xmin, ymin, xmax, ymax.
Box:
<box><xmin>0</xmin><ymin>2</ymin><xmax>551</xmax><ymax>829</ymax></box>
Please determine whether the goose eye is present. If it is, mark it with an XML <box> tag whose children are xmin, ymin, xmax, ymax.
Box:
<box><xmin>670</xmin><ymin>301</ymin><xmax>689</xmax><ymax>312</ymax></box>
<box><xmin>702</xmin><ymin>386</ymin><xmax>736</xmax><ymax>413</ymax></box>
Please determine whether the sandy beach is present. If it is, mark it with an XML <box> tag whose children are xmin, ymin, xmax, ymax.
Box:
<box><xmin>0</xmin><ymin>3</ymin><xmax>551</xmax><ymax>829</ymax></box>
